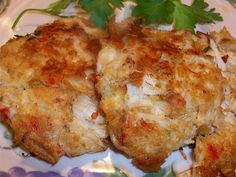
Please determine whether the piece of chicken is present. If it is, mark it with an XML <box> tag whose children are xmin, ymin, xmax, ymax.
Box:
<box><xmin>0</xmin><ymin>17</ymin><xmax>108</xmax><ymax>163</ymax></box>
<box><xmin>96</xmin><ymin>20</ymin><xmax>231</xmax><ymax>173</ymax></box>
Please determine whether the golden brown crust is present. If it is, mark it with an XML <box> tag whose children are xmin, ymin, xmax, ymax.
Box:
<box><xmin>192</xmin><ymin>27</ymin><xmax>236</xmax><ymax>177</ymax></box>
<box><xmin>194</xmin><ymin>126</ymin><xmax>236</xmax><ymax>177</ymax></box>
<box><xmin>97</xmin><ymin>21</ymin><xmax>231</xmax><ymax>172</ymax></box>
<box><xmin>0</xmin><ymin>18</ymin><xmax>108</xmax><ymax>163</ymax></box>
<box><xmin>0</xmin><ymin>16</ymin><xmax>235</xmax><ymax>172</ymax></box>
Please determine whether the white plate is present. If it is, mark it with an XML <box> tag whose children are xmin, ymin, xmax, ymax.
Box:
<box><xmin>0</xmin><ymin>1</ymin><xmax>235</xmax><ymax>177</ymax></box>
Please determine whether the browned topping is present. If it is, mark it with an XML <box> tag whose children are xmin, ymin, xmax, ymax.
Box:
<box><xmin>139</xmin><ymin>119</ymin><xmax>154</xmax><ymax>132</ymax></box>
<box><xmin>118</xmin><ymin>131</ymin><xmax>127</xmax><ymax>145</ymax></box>
<box><xmin>166</xmin><ymin>91</ymin><xmax>186</xmax><ymax>109</ymax></box>
<box><xmin>207</xmin><ymin>144</ymin><xmax>224</xmax><ymax>161</ymax></box>
<box><xmin>0</xmin><ymin>18</ymin><xmax>108</xmax><ymax>164</ymax></box>
<box><xmin>221</xmin><ymin>54</ymin><xmax>229</xmax><ymax>63</ymax></box>
<box><xmin>110</xmin><ymin>34</ymin><xmax>124</xmax><ymax>49</ymax></box>
<box><xmin>129</xmin><ymin>71</ymin><xmax>144</xmax><ymax>86</ymax></box>
<box><xmin>30</xmin><ymin>116</ymin><xmax>39</xmax><ymax>132</ymax></box>
<box><xmin>86</xmin><ymin>39</ymin><xmax>101</xmax><ymax>56</ymax></box>
<box><xmin>91</xmin><ymin>111</ymin><xmax>99</xmax><ymax>120</ymax></box>
<box><xmin>123</xmin><ymin>114</ymin><xmax>134</xmax><ymax>129</ymax></box>
<box><xmin>93</xmin><ymin>20</ymin><xmax>235</xmax><ymax>173</ymax></box>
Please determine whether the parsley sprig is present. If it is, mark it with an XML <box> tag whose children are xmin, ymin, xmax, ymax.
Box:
<box><xmin>79</xmin><ymin>0</ymin><xmax>124</xmax><ymax>28</ymax></box>
<box><xmin>12</xmin><ymin>0</ymin><xmax>73</xmax><ymax>29</ymax></box>
<box><xmin>132</xmin><ymin>0</ymin><xmax>222</xmax><ymax>32</ymax></box>
<box><xmin>12</xmin><ymin>0</ymin><xmax>223</xmax><ymax>33</ymax></box>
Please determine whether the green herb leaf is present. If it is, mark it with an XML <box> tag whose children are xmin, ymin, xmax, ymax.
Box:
<box><xmin>173</xmin><ymin>2</ymin><xmax>197</xmax><ymax>32</ymax></box>
<box><xmin>12</xmin><ymin>0</ymin><xmax>73</xmax><ymax>30</ymax></box>
<box><xmin>13</xmin><ymin>0</ymin><xmax>223</xmax><ymax>32</ymax></box>
<box><xmin>173</xmin><ymin>0</ymin><xmax>223</xmax><ymax>32</ymax></box>
<box><xmin>110</xmin><ymin>0</ymin><xmax>124</xmax><ymax>8</ymax></box>
<box><xmin>132</xmin><ymin>0</ymin><xmax>175</xmax><ymax>25</ymax></box>
<box><xmin>191</xmin><ymin>0</ymin><xmax>208</xmax><ymax>9</ymax></box>
<box><xmin>47</xmin><ymin>0</ymin><xmax>72</xmax><ymax>15</ymax></box>
<box><xmin>78</xmin><ymin>0</ymin><xmax>124</xmax><ymax>29</ymax></box>
<box><xmin>132</xmin><ymin>0</ymin><xmax>223</xmax><ymax>33</ymax></box>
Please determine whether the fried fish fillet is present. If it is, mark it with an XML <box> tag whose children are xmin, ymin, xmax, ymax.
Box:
<box><xmin>0</xmin><ymin>17</ymin><xmax>108</xmax><ymax>163</ymax></box>
<box><xmin>96</xmin><ymin>20</ymin><xmax>235</xmax><ymax>173</ymax></box>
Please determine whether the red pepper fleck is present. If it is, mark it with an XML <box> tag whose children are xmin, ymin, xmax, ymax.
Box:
<box><xmin>91</xmin><ymin>111</ymin><xmax>99</xmax><ymax>120</ymax></box>
<box><xmin>38</xmin><ymin>35</ymin><xmax>48</xmax><ymax>43</ymax></box>
<box><xmin>0</xmin><ymin>107</ymin><xmax>10</xmax><ymax>122</ymax></box>
<box><xmin>48</xmin><ymin>77</ymin><xmax>56</xmax><ymax>86</ymax></box>
<box><xmin>166</xmin><ymin>92</ymin><xmax>186</xmax><ymax>109</ymax></box>
<box><xmin>207</xmin><ymin>144</ymin><xmax>224</xmax><ymax>161</ymax></box>
<box><xmin>118</xmin><ymin>131</ymin><xmax>127</xmax><ymax>145</ymax></box>
<box><xmin>221</xmin><ymin>55</ymin><xmax>229</xmax><ymax>63</ymax></box>
<box><xmin>55</xmin><ymin>97</ymin><xmax>63</xmax><ymax>103</ymax></box>
<box><xmin>124</xmin><ymin>121</ymin><xmax>131</xmax><ymax>129</ymax></box>
<box><xmin>140</xmin><ymin>119</ymin><xmax>154</xmax><ymax>132</ymax></box>
<box><xmin>55</xmin><ymin>145</ymin><xmax>64</xmax><ymax>155</ymax></box>
<box><xmin>31</xmin><ymin>117</ymin><xmax>39</xmax><ymax>131</ymax></box>
<box><xmin>28</xmin><ymin>63</ymin><xmax>34</xmax><ymax>68</ymax></box>
<box><xmin>124</xmin><ymin>115</ymin><xmax>133</xmax><ymax>129</ymax></box>
<box><xmin>135</xmin><ymin>158</ymin><xmax>145</xmax><ymax>166</ymax></box>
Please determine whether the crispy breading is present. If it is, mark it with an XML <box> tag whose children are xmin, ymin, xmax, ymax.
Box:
<box><xmin>192</xmin><ymin>28</ymin><xmax>236</xmax><ymax>177</ymax></box>
<box><xmin>0</xmin><ymin>18</ymin><xmax>108</xmax><ymax>163</ymax></box>
<box><xmin>194</xmin><ymin>125</ymin><xmax>236</xmax><ymax>177</ymax></box>
<box><xmin>0</xmin><ymin>15</ymin><xmax>235</xmax><ymax>174</ymax></box>
<box><xmin>96</xmin><ymin>21</ymin><xmax>233</xmax><ymax>172</ymax></box>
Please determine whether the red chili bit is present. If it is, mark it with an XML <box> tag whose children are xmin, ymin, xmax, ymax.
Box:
<box><xmin>55</xmin><ymin>145</ymin><xmax>64</xmax><ymax>156</ymax></box>
<box><xmin>221</xmin><ymin>55</ymin><xmax>229</xmax><ymax>63</ymax></box>
<box><xmin>31</xmin><ymin>117</ymin><xmax>39</xmax><ymax>132</ymax></box>
<box><xmin>118</xmin><ymin>131</ymin><xmax>127</xmax><ymax>145</ymax></box>
<box><xmin>166</xmin><ymin>92</ymin><xmax>186</xmax><ymax>109</ymax></box>
<box><xmin>207</xmin><ymin>144</ymin><xmax>223</xmax><ymax>161</ymax></box>
<box><xmin>140</xmin><ymin>119</ymin><xmax>154</xmax><ymax>132</ymax></box>
<box><xmin>124</xmin><ymin>114</ymin><xmax>134</xmax><ymax>129</ymax></box>
<box><xmin>0</xmin><ymin>107</ymin><xmax>10</xmax><ymax>122</ymax></box>
<box><xmin>55</xmin><ymin>97</ymin><xmax>63</xmax><ymax>103</ymax></box>
<box><xmin>91</xmin><ymin>111</ymin><xmax>99</xmax><ymax>120</ymax></box>
<box><xmin>48</xmin><ymin>77</ymin><xmax>56</xmax><ymax>86</ymax></box>
<box><xmin>28</xmin><ymin>63</ymin><xmax>34</xmax><ymax>68</ymax></box>
<box><xmin>38</xmin><ymin>35</ymin><xmax>48</xmax><ymax>43</ymax></box>
<box><xmin>124</xmin><ymin>120</ymin><xmax>131</xmax><ymax>129</ymax></box>
<box><xmin>110</xmin><ymin>35</ymin><xmax>124</xmax><ymax>49</ymax></box>
<box><xmin>135</xmin><ymin>158</ymin><xmax>145</xmax><ymax>167</ymax></box>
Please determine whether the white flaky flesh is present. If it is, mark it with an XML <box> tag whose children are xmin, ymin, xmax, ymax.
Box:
<box><xmin>97</xmin><ymin>22</ymin><xmax>235</xmax><ymax>173</ymax></box>
<box><xmin>0</xmin><ymin>18</ymin><xmax>108</xmax><ymax>164</ymax></box>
